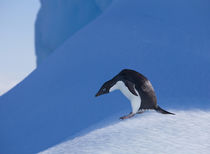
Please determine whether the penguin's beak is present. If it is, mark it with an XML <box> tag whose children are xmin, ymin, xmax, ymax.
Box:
<box><xmin>95</xmin><ymin>88</ymin><xmax>105</xmax><ymax>97</ymax></box>
<box><xmin>95</xmin><ymin>91</ymin><xmax>102</xmax><ymax>97</ymax></box>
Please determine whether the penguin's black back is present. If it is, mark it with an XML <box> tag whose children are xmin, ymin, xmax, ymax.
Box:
<box><xmin>116</xmin><ymin>69</ymin><xmax>157</xmax><ymax>110</ymax></box>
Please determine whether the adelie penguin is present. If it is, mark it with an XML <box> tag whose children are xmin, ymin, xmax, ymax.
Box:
<box><xmin>95</xmin><ymin>69</ymin><xmax>175</xmax><ymax>119</ymax></box>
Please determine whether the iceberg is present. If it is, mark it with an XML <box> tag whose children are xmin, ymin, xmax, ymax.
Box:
<box><xmin>35</xmin><ymin>0</ymin><xmax>113</xmax><ymax>65</ymax></box>
<box><xmin>0</xmin><ymin>0</ymin><xmax>209</xmax><ymax>153</ymax></box>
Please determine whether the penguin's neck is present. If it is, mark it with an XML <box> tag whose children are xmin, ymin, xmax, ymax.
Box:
<box><xmin>109</xmin><ymin>81</ymin><xmax>141</xmax><ymax>113</ymax></box>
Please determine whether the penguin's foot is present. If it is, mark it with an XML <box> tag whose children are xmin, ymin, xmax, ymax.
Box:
<box><xmin>137</xmin><ymin>110</ymin><xmax>145</xmax><ymax>114</ymax></box>
<box><xmin>120</xmin><ymin>113</ymin><xmax>135</xmax><ymax>120</ymax></box>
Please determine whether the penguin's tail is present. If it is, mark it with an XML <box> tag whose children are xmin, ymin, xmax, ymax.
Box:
<box><xmin>155</xmin><ymin>106</ymin><xmax>175</xmax><ymax>115</ymax></box>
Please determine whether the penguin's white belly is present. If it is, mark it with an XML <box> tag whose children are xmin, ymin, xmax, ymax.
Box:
<box><xmin>110</xmin><ymin>81</ymin><xmax>141</xmax><ymax>113</ymax></box>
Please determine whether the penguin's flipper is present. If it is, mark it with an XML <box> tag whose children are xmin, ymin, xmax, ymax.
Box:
<box><xmin>124</xmin><ymin>80</ymin><xmax>138</xmax><ymax>96</ymax></box>
<box><xmin>155</xmin><ymin>106</ymin><xmax>175</xmax><ymax>115</ymax></box>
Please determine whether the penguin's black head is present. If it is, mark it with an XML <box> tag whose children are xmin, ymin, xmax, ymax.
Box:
<box><xmin>95</xmin><ymin>80</ymin><xmax>114</xmax><ymax>97</ymax></box>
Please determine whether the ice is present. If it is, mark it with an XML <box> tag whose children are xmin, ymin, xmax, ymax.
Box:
<box><xmin>35</xmin><ymin>0</ymin><xmax>113</xmax><ymax>65</ymax></box>
<box><xmin>0</xmin><ymin>0</ymin><xmax>209</xmax><ymax>153</ymax></box>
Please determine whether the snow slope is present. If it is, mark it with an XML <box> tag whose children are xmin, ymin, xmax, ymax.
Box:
<box><xmin>0</xmin><ymin>0</ymin><xmax>210</xmax><ymax>154</ymax></box>
<box><xmin>35</xmin><ymin>0</ymin><xmax>113</xmax><ymax>65</ymax></box>
<box><xmin>41</xmin><ymin>110</ymin><xmax>210</xmax><ymax>154</ymax></box>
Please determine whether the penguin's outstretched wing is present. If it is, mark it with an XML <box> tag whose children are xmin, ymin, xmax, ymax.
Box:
<box><xmin>124</xmin><ymin>80</ymin><xmax>138</xmax><ymax>96</ymax></box>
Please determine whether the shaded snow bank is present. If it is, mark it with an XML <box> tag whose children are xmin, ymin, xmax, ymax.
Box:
<box><xmin>35</xmin><ymin>0</ymin><xmax>113</xmax><ymax>65</ymax></box>
<box><xmin>41</xmin><ymin>110</ymin><xmax>210</xmax><ymax>154</ymax></box>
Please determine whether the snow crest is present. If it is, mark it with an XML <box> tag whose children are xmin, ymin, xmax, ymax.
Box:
<box><xmin>40</xmin><ymin>111</ymin><xmax>210</xmax><ymax>154</ymax></box>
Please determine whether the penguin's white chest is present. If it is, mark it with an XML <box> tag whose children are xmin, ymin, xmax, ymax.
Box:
<box><xmin>110</xmin><ymin>81</ymin><xmax>141</xmax><ymax>113</ymax></box>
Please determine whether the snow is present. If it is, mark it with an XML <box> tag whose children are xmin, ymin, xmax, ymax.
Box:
<box><xmin>0</xmin><ymin>0</ymin><xmax>210</xmax><ymax>154</ymax></box>
<box><xmin>40</xmin><ymin>111</ymin><xmax>210</xmax><ymax>154</ymax></box>
<box><xmin>35</xmin><ymin>0</ymin><xmax>113</xmax><ymax>65</ymax></box>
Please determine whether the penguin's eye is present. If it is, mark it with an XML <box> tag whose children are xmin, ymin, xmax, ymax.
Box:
<box><xmin>102</xmin><ymin>88</ymin><xmax>106</xmax><ymax>92</ymax></box>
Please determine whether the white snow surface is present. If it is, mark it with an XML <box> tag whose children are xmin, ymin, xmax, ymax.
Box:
<box><xmin>40</xmin><ymin>111</ymin><xmax>210</xmax><ymax>154</ymax></box>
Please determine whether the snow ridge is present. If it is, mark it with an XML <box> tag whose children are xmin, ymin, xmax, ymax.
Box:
<box><xmin>41</xmin><ymin>110</ymin><xmax>210</xmax><ymax>154</ymax></box>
